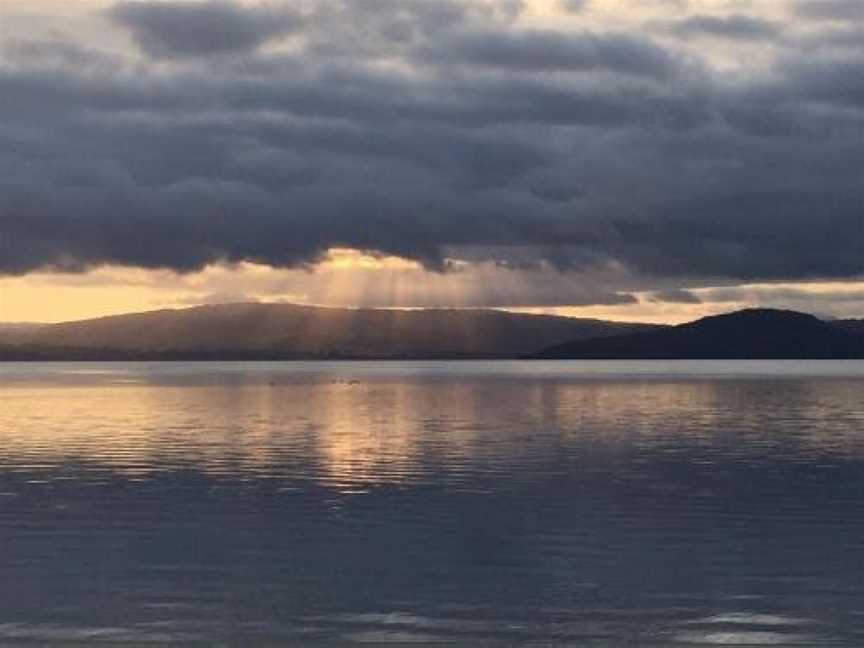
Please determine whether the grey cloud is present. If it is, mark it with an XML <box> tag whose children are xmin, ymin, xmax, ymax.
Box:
<box><xmin>649</xmin><ymin>289</ymin><xmax>702</xmax><ymax>304</ymax></box>
<box><xmin>298</xmin><ymin>0</ymin><xmax>522</xmax><ymax>59</ymax></box>
<box><xmin>526</xmin><ymin>173</ymin><xmax>585</xmax><ymax>203</ymax></box>
<box><xmin>559</xmin><ymin>0</ymin><xmax>589</xmax><ymax>13</ymax></box>
<box><xmin>668</xmin><ymin>15</ymin><xmax>781</xmax><ymax>40</ymax></box>
<box><xmin>0</xmin><ymin>0</ymin><xmax>862</xmax><ymax>294</ymax></box>
<box><xmin>1</xmin><ymin>39</ymin><xmax>120</xmax><ymax>72</ymax></box>
<box><xmin>107</xmin><ymin>1</ymin><xmax>302</xmax><ymax>59</ymax></box>
<box><xmin>776</xmin><ymin>57</ymin><xmax>864</xmax><ymax>109</ymax></box>
<box><xmin>791</xmin><ymin>0</ymin><xmax>864</xmax><ymax>21</ymax></box>
<box><xmin>809</xmin><ymin>28</ymin><xmax>864</xmax><ymax>51</ymax></box>
<box><xmin>700</xmin><ymin>286</ymin><xmax>864</xmax><ymax>304</ymax></box>
<box><xmin>416</xmin><ymin>30</ymin><xmax>680</xmax><ymax>79</ymax></box>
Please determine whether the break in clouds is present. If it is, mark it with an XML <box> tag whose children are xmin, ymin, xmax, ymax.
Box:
<box><xmin>0</xmin><ymin>0</ymin><xmax>862</xmax><ymax>308</ymax></box>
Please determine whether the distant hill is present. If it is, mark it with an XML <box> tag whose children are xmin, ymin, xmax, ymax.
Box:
<box><xmin>0</xmin><ymin>302</ymin><xmax>660</xmax><ymax>360</ymax></box>
<box><xmin>532</xmin><ymin>309</ymin><xmax>864</xmax><ymax>359</ymax></box>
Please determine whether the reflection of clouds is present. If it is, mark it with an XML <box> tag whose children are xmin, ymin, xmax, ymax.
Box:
<box><xmin>1</xmin><ymin>369</ymin><xmax>863</xmax><ymax>487</ymax></box>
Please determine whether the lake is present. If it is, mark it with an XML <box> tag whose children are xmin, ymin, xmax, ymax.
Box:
<box><xmin>1</xmin><ymin>360</ymin><xmax>863</xmax><ymax>645</ymax></box>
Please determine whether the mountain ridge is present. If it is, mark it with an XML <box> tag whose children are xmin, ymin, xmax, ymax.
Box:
<box><xmin>0</xmin><ymin>302</ymin><xmax>660</xmax><ymax>360</ymax></box>
<box><xmin>2</xmin><ymin>305</ymin><xmax>861</xmax><ymax>361</ymax></box>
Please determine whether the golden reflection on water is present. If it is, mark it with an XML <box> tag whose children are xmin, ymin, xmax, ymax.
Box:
<box><xmin>2</xmin><ymin>368</ymin><xmax>863</xmax><ymax>489</ymax></box>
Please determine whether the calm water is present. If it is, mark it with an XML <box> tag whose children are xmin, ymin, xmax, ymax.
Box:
<box><xmin>1</xmin><ymin>360</ymin><xmax>863</xmax><ymax>645</ymax></box>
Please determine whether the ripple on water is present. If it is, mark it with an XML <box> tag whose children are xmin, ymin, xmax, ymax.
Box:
<box><xmin>0</xmin><ymin>361</ymin><xmax>862</xmax><ymax>644</ymax></box>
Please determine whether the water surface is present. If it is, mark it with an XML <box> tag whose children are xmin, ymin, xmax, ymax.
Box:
<box><xmin>1</xmin><ymin>361</ymin><xmax>863</xmax><ymax>644</ymax></box>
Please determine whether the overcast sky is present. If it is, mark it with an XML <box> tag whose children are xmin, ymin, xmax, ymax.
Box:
<box><xmin>0</xmin><ymin>0</ymin><xmax>862</xmax><ymax>322</ymax></box>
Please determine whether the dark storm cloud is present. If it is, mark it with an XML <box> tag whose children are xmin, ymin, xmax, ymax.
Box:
<box><xmin>527</xmin><ymin>173</ymin><xmax>585</xmax><ymax>203</ymax></box>
<box><xmin>0</xmin><ymin>0</ymin><xmax>862</xmax><ymax>292</ymax></box>
<box><xmin>107</xmin><ymin>1</ymin><xmax>302</xmax><ymax>59</ymax></box>
<box><xmin>668</xmin><ymin>15</ymin><xmax>781</xmax><ymax>40</ymax></box>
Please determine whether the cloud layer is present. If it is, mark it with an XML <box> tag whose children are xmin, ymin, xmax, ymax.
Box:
<box><xmin>107</xmin><ymin>0</ymin><xmax>303</xmax><ymax>58</ymax></box>
<box><xmin>0</xmin><ymin>0</ymin><xmax>861</xmax><ymax>304</ymax></box>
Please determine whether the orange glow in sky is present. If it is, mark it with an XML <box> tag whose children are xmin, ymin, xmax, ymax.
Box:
<box><xmin>1</xmin><ymin>248</ymin><xmax>862</xmax><ymax>325</ymax></box>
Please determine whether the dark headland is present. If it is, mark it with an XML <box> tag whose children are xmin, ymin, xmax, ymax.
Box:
<box><xmin>531</xmin><ymin>309</ymin><xmax>864</xmax><ymax>360</ymax></box>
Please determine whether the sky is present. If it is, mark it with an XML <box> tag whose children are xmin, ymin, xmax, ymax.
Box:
<box><xmin>0</xmin><ymin>0</ymin><xmax>862</xmax><ymax>323</ymax></box>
